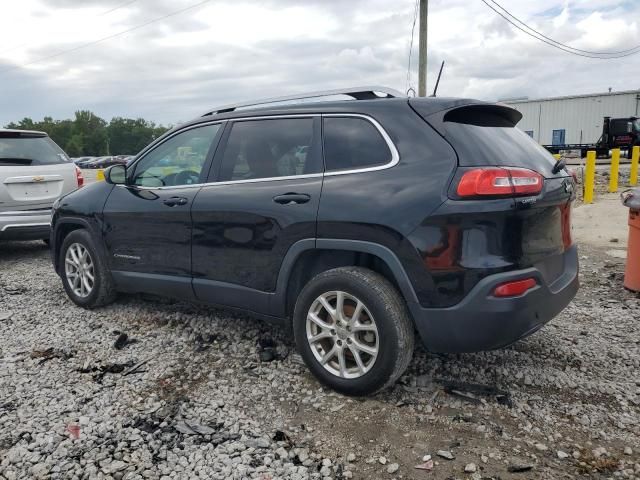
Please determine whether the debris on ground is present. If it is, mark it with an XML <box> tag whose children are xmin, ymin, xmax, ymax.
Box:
<box><xmin>30</xmin><ymin>347</ymin><xmax>73</xmax><ymax>364</ymax></box>
<box><xmin>174</xmin><ymin>420</ymin><xmax>219</xmax><ymax>435</ymax></box>
<box><xmin>77</xmin><ymin>360</ymin><xmax>135</xmax><ymax>383</ymax></box>
<box><xmin>439</xmin><ymin>379</ymin><xmax>513</xmax><ymax>407</ymax></box>
<box><xmin>113</xmin><ymin>332</ymin><xmax>137</xmax><ymax>350</ymax></box>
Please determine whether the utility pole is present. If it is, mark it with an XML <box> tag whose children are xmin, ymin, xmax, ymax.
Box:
<box><xmin>418</xmin><ymin>0</ymin><xmax>428</xmax><ymax>97</ymax></box>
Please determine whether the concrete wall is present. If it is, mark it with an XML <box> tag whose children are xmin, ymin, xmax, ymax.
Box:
<box><xmin>505</xmin><ymin>90</ymin><xmax>640</xmax><ymax>145</ymax></box>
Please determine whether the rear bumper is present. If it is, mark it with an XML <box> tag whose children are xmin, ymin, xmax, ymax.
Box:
<box><xmin>409</xmin><ymin>245</ymin><xmax>579</xmax><ymax>353</ymax></box>
<box><xmin>0</xmin><ymin>209</ymin><xmax>52</xmax><ymax>241</ymax></box>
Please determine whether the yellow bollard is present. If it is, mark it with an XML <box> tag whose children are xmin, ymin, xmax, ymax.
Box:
<box><xmin>631</xmin><ymin>146</ymin><xmax>639</xmax><ymax>186</ymax></box>
<box><xmin>584</xmin><ymin>150</ymin><xmax>596</xmax><ymax>204</ymax></box>
<box><xmin>96</xmin><ymin>169</ymin><xmax>105</xmax><ymax>181</ymax></box>
<box><xmin>609</xmin><ymin>148</ymin><xmax>620</xmax><ymax>193</ymax></box>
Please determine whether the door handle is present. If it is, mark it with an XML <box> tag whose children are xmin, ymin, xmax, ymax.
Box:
<box><xmin>163</xmin><ymin>196</ymin><xmax>188</xmax><ymax>207</ymax></box>
<box><xmin>273</xmin><ymin>193</ymin><xmax>311</xmax><ymax>205</ymax></box>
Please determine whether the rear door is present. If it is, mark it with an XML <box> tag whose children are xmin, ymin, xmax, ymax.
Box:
<box><xmin>0</xmin><ymin>131</ymin><xmax>76</xmax><ymax>212</ymax></box>
<box><xmin>190</xmin><ymin>116</ymin><xmax>323</xmax><ymax>315</ymax></box>
<box><xmin>101</xmin><ymin>123</ymin><xmax>223</xmax><ymax>298</ymax></box>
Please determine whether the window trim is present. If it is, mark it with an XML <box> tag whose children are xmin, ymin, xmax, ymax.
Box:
<box><xmin>122</xmin><ymin>113</ymin><xmax>399</xmax><ymax>190</ymax></box>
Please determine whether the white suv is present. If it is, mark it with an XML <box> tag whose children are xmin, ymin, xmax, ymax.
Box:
<box><xmin>0</xmin><ymin>129</ymin><xmax>83</xmax><ymax>242</ymax></box>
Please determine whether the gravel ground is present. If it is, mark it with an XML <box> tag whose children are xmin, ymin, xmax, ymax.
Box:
<box><xmin>1</xmin><ymin>239</ymin><xmax>639</xmax><ymax>480</ymax></box>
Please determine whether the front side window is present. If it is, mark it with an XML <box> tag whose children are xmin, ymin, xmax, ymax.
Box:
<box><xmin>132</xmin><ymin>124</ymin><xmax>221</xmax><ymax>187</ymax></box>
<box><xmin>323</xmin><ymin>117</ymin><xmax>392</xmax><ymax>172</ymax></box>
<box><xmin>219</xmin><ymin>118</ymin><xmax>318</xmax><ymax>181</ymax></box>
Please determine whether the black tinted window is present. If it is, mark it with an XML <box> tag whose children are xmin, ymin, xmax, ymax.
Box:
<box><xmin>0</xmin><ymin>135</ymin><xmax>70</xmax><ymax>166</ymax></box>
<box><xmin>219</xmin><ymin>118</ymin><xmax>318</xmax><ymax>181</ymax></box>
<box><xmin>323</xmin><ymin>117</ymin><xmax>391</xmax><ymax>172</ymax></box>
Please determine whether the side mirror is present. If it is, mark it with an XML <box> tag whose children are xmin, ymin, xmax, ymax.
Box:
<box><xmin>105</xmin><ymin>164</ymin><xmax>127</xmax><ymax>185</ymax></box>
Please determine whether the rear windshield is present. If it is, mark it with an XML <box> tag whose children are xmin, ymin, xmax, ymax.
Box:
<box><xmin>441</xmin><ymin>108</ymin><xmax>558</xmax><ymax>177</ymax></box>
<box><xmin>0</xmin><ymin>135</ymin><xmax>70</xmax><ymax>166</ymax></box>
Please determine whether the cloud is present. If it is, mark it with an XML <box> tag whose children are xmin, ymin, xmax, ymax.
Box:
<box><xmin>0</xmin><ymin>0</ymin><xmax>639</xmax><ymax>128</ymax></box>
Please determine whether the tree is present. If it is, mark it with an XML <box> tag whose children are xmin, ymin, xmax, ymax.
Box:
<box><xmin>4</xmin><ymin>112</ymin><xmax>169</xmax><ymax>157</ymax></box>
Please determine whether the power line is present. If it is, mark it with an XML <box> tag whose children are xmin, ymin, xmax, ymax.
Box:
<box><xmin>480</xmin><ymin>0</ymin><xmax>640</xmax><ymax>59</ymax></box>
<box><xmin>100</xmin><ymin>0</ymin><xmax>141</xmax><ymax>16</ymax></box>
<box><xmin>405</xmin><ymin>0</ymin><xmax>419</xmax><ymax>93</ymax></box>
<box><xmin>0</xmin><ymin>0</ymin><xmax>143</xmax><ymax>56</ymax></box>
<box><xmin>486</xmin><ymin>0</ymin><xmax>640</xmax><ymax>56</ymax></box>
<box><xmin>0</xmin><ymin>0</ymin><xmax>214</xmax><ymax>75</ymax></box>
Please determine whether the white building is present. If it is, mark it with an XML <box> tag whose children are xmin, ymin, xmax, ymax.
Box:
<box><xmin>503</xmin><ymin>89</ymin><xmax>640</xmax><ymax>146</ymax></box>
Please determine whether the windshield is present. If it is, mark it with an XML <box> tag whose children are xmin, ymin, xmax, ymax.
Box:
<box><xmin>0</xmin><ymin>135</ymin><xmax>70</xmax><ymax>166</ymax></box>
<box><xmin>634</xmin><ymin>119</ymin><xmax>640</xmax><ymax>132</ymax></box>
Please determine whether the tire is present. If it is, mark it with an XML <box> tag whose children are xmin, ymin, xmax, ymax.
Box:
<box><xmin>293</xmin><ymin>267</ymin><xmax>414</xmax><ymax>396</ymax></box>
<box><xmin>59</xmin><ymin>229</ymin><xmax>116</xmax><ymax>309</ymax></box>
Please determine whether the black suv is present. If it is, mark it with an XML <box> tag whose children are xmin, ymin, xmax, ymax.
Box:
<box><xmin>51</xmin><ymin>87</ymin><xmax>578</xmax><ymax>395</ymax></box>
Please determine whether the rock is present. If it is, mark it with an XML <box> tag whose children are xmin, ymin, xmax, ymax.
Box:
<box><xmin>480</xmin><ymin>455</ymin><xmax>488</xmax><ymax>463</ymax></box>
<box><xmin>592</xmin><ymin>447</ymin><xmax>607</xmax><ymax>458</ymax></box>
<box><xmin>0</xmin><ymin>311</ymin><xmax>12</xmax><ymax>321</ymax></box>
<box><xmin>465</xmin><ymin>463</ymin><xmax>477</xmax><ymax>473</ymax></box>
<box><xmin>557</xmin><ymin>451</ymin><xmax>569</xmax><ymax>459</ymax></box>
<box><xmin>508</xmin><ymin>463</ymin><xmax>534</xmax><ymax>473</ymax></box>
<box><xmin>535</xmin><ymin>443</ymin><xmax>548</xmax><ymax>452</ymax></box>
<box><xmin>346</xmin><ymin>453</ymin><xmax>356</xmax><ymax>462</ymax></box>
<box><xmin>387</xmin><ymin>463</ymin><xmax>399</xmax><ymax>474</ymax></box>
<box><xmin>624</xmin><ymin>447</ymin><xmax>633</xmax><ymax>455</ymax></box>
<box><xmin>378</xmin><ymin>456</ymin><xmax>387</xmax><ymax>465</ymax></box>
<box><xmin>437</xmin><ymin>450</ymin><xmax>455</xmax><ymax>460</ymax></box>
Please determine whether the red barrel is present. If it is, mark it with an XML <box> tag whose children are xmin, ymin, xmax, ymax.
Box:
<box><xmin>624</xmin><ymin>208</ymin><xmax>640</xmax><ymax>292</ymax></box>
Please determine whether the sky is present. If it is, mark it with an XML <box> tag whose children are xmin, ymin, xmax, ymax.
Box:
<box><xmin>1</xmin><ymin>0</ymin><xmax>639</xmax><ymax>127</ymax></box>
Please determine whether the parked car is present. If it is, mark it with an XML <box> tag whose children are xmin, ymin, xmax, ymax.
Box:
<box><xmin>1</xmin><ymin>129</ymin><xmax>83</xmax><ymax>242</ymax></box>
<box><xmin>50</xmin><ymin>87</ymin><xmax>578</xmax><ymax>395</ymax></box>
<box><xmin>75</xmin><ymin>157</ymin><xmax>97</xmax><ymax>168</ymax></box>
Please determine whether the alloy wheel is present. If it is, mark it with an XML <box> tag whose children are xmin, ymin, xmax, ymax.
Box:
<box><xmin>306</xmin><ymin>291</ymin><xmax>379</xmax><ymax>379</ymax></box>
<box><xmin>65</xmin><ymin>243</ymin><xmax>95</xmax><ymax>298</ymax></box>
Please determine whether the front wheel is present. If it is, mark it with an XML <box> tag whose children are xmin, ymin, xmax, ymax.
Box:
<box><xmin>59</xmin><ymin>229</ymin><xmax>116</xmax><ymax>308</ymax></box>
<box><xmin>293</xmin><ymin>267</ymin><xmax>414</xmax><ymax>396</ymax></box>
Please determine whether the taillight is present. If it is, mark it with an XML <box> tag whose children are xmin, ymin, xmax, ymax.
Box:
<box><xmin>75</xmin><ymin>166</ymin><xmax>84</xmax><ymax>188</ymax></box>
<box><xmin>493</xmin><ymin>278</ymin><xmax>537</xmax><ymax>297</ymax></box>
<box><xmin>456</xmin><ymin>167</ymin><xmax>543</xmax><ymax>198</ymax></box>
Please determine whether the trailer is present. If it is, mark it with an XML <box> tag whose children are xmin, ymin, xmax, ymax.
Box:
<box><xmin>543</xmin><ymin>116</ymin><xmax>640</xmax><ymax>158</ymax></box>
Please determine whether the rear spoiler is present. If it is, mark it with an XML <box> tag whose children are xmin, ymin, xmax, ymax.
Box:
<box><xmin>409</xmin><ymin>99</ymin><xmax>523</xmax><ymax>134</ymax></box>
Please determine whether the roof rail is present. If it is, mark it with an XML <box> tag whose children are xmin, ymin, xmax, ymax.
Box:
<box><xmin>201</xmin><ymin>86</ymin><xmax>404</xmax><ymax>116</ymax></box>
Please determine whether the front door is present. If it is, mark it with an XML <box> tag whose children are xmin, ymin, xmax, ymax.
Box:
<box><xmin>102</xmin><ymin>123</ymin><xmax>223</xmax><ymax>298</ymax></box>
<box><xmin>191</xmin><ymin>116</ymin><xmax>323</xmax><ymax>315</ymax></box>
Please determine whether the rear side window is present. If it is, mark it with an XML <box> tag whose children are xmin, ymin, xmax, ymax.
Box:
<box><xmin>219</xmin><ymin>118</ymin><xmax>319</xmax><ymax>181</ymax></box>
<box><xmin>0</xmin><ymin>134</ymin><xmax>70</xmax><ymax>166</ymax></box>
<box><xmin>323</xmin><ymin>117</ymin><xmax>391</xmax><ymax>172</ymax></box>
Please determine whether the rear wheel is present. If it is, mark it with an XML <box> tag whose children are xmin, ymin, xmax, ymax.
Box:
<box><xmin>60</xmin><ymin>229</ymin><xmax>116</xmax><ymax>308</ymax></box>
<box><xmin>293</xmin><ymin>267</ymin><xmax>414</xmax><ymax>396</ymax></box>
